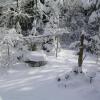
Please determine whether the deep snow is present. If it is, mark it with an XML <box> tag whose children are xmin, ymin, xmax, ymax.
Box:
<box><xmin>0</xmin><ymin>49</ymin><xmax>100</xmax><ymax>100</ymax></box>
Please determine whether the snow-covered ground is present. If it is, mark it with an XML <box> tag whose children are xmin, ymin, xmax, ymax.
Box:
<box><xmin>0</xmin><ymin>49</ymin><xmax>100</xmax><ymax>100</ymax></box>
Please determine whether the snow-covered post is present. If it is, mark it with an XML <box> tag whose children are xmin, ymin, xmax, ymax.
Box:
<box><xmin>15</xmin><ymin>0</ymin><xmax>19</xmax><ymax>11</ymax></box>
<box><xmin>34</xmin><ymin>19</ymin><xmax>37</xmax><ymax>36</ymax></box>
<box><xmin>56</xmin><ymin>35</ymin><xmax>59</xmax><ymax>57</ymax></box>
<box><xmin>96</xmin><ymin>27</ymin><xmax>100</xmax><ymax>64</ymax></box>
<box><xmin>95</xmin><ymin>43</ymin><xmax>100</xmax><ymax>64</ymax></box>
<box><xmin>96</xmin><ymin>51</ymin><xmax>99</xmax><ymax>64</ymax></box>
<box><xmin>7</xmin><ymin>42</ymin><xmax>10</xmax><ymax>68</ymax></box>
<box><xmin>17</xmin><ymin>0</ymin><xmax>19</xmax><ymax>8</ymax></box>
<box><xmin>7</xmin><ymin>42</ymin><xmax>10</xmax><ymax>58</ymax></box>
<box><xmin>55</xmin><ymin>9</ymin><xmax>60</xmax><ymax>58</ymax></box>
<box><xmin>78</xmin><ymin>30</ymin><xmax>85</xmax><ymax>73</ymax></box>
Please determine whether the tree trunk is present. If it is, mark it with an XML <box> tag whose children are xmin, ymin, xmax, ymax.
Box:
<box><xmin>35</xmin><ymin>0</ymin><xmax>37</xmax><ymax>8</ymax></box>
<box><xmin>17</xmin><ymin>0</ymin><xmax>19</xmax><ymax>8</ymax></box>
<box><xmin>56</xmin><ymin>36</ymin><xmax>59</xmax><ymax>58</ymax></box>
<box><xmin>78</xmin><ymin>34</ymin><xmax>84</xmax><ymax>73</ymax></box>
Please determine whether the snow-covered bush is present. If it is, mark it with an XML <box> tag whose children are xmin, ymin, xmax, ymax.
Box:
<box><xmin>0</xmin><ymin>28</ymin><xmax>27</xmax><ymax>71</ymax></box>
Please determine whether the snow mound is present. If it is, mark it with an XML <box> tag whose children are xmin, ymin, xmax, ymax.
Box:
<box><xmin>23</xmin><ymin>51</ymin><xmax>47</xmax><ymax>62</ymax></box>
<box><xmin>23</xmin><ymin>51</ymin><xmax>47</xmax><ymax>67</ymax></box>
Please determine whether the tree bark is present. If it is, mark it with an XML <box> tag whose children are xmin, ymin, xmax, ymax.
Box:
<box><xmin>78</xmin><ymin>34</ymin><xmax>84</xmax><ymax>72</ymax></box>
<box><xmin>17</xmin><ymin>0</ymin><xmax>19</xmax><ymax>8</ymax></box>
<box><xmin>56</xmin><ymin>36</ymin><xmax>59</xmax><ymax>58</ymax></box>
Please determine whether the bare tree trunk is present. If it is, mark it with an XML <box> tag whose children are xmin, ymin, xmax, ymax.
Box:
<box><xmin>17</xmin><ymin>0</ymin><xmax>19</xmax><ymax>8</ymax></box>
<box><xmin>96</xmin><ymin>52</ymin><xmax>99</xmax><ymax>64</ymax></box>
<box><xmin>78</xmin><ymin>33</ymin><xmax>84</xmax><ymax>73</ymax></box>
<box><xmin>56</xmin><ymin>36</ymin><xmax>59</xmax><ymax>58</ymax></box>
<box><xmin>7</xmin><ymin>42</ymin><xmax>10</xmax><ymax>68</ymax></box>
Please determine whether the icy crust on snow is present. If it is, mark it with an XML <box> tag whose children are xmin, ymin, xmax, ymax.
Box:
<box><xmin>23</xmin><ymin>51</ymin><xmax>47</xmax><ymax>62</ymax></box>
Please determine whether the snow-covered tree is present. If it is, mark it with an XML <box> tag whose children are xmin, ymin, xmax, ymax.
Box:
<box><xmin>0</xmin><ymin>28</ymin><xmax>26</xmax><ymax>72</ymax></box>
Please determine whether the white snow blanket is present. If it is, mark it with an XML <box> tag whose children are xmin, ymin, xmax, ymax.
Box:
<box><xmin>0</xmin><ymin>50</ymin><xmax>100</xmax><ymax>100</ymax></box>
<box><xmin>23</xmin><ymin>51</ymin><xmax>47</xmax><ymax>62</ymax></box>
